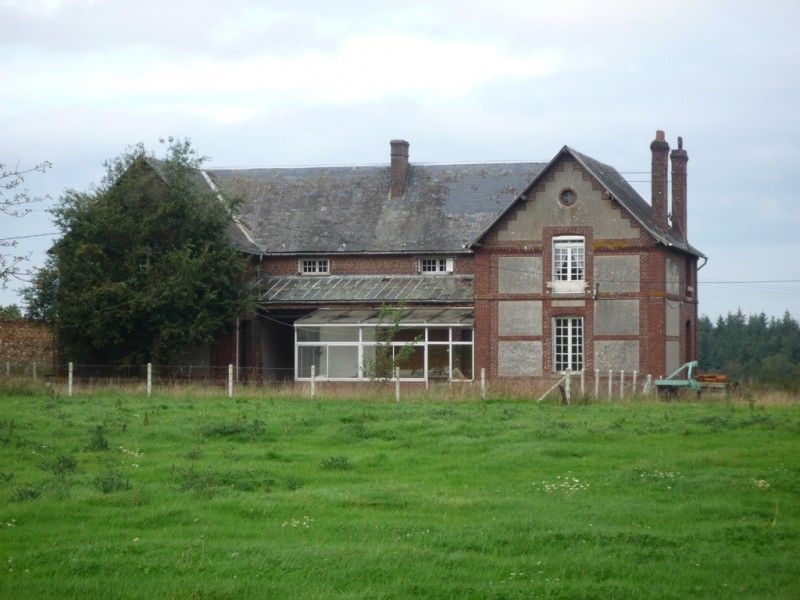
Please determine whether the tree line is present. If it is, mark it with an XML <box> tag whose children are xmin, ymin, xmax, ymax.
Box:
<box><xmin>699</xmin><ymin>310</ymin><xmax>800</xmax><ymax>391</ymax></box>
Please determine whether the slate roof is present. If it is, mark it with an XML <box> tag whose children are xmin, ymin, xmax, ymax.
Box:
<box><xmin>204</xmin><ymin>163</ymin><xmax>546</xmax><ymax>254</ymax></box>
<box><xmin>256</xmin><ymin>274</ymin><xmax>474</xmax><ymax>304</ymax></box>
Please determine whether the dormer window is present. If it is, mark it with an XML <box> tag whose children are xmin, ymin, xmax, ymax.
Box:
<box><xmin>300</xmin><ymin>258</ymin><xmax>329</xmax><ymax>275</ymax></box>
<box><xmin>551</xmin><ymin>236</ymin><xmax>585</xmax><ymax>294</ymax></box>
<box><xmin>420</xmin><ymin>257</ymin><xmax>454</xmax><ymax>274</ymax></box>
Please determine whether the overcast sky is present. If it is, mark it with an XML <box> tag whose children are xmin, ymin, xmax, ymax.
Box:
<box><xmin>1</xmin><ymin>0</ymin><xmax>799</xmax><ymax>319</ymax></box>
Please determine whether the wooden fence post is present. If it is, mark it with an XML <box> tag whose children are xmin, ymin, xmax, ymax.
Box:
<box><xmin>580</xmin><ymin>370</ymin><xmax>585</xmax><ymax>397</ymax></box>
<box><xmin>594</xmin><ymin>368</ymin><xmax>599</xmax><ymax>397</ymax></box>
<box><xmin>632</xmin><ymin>370</ymin><xmax>638</xmax><ymax>396</ymax></box>
<box><xmin>310</xmin><ymin>364</ymin><xmax>315</xmax><ymax>399</ymax></box>
<box><xmin>228</xmin><ymin>364</ymin><xmax>234</xmax><ymax>398</ymax></box>
<box><xmin>32</xmin><ymin>360</ymin><xmax>37</xmax><ymax>379</ymax></box>
<box><xmin>146</xmin><ymin>362</ymin><xmax>152</xmax><ymax>397</ymax></box>
<box><xmin>607</xmin><ymin>369</ymin><xmax>612</xmax><ymax>397</ymax></box>
<box><xmin>68</xmin><ymin>362</ymin><xmax>73</xmax><ymax>397</ymax></box>
<box><xmin>480</xmin><ymin>368</ymin><xmax>486</xmax><ymax>400</ymax></box>
<box><xmin>564</xmin><ymin>369</ymin><xmax>571</xmax><ymax>404</ymax></box>
<box><xmin>619</xmin><ymin>369</ymin><xmax>625</xmax><ymax>398</ymax></box>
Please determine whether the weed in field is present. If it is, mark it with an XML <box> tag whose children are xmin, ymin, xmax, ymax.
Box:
<box><xmin>0</xmin><ymin>418</ymin><xmax>17</xmax><ymax>446</ymax></box>
<box><xmin>535</xmin><ymin>474</ymin><xmax>589</xmax><ymax>494</ymax></box>
<box><xmin>94</xmin><ymin>469</ymin><xmax>131</xmax><ymax>493</ymax></box>
<box><xmin>282</xmin><ymin>515</ymin><xmax>313</xmax><ymax>528</ymax></box>
<box><xmin>321</xmin><ymin>455</ymin><xmax>352</xmax><ymax>471</ymax></box>
<box><xmin>46</xmin><ymin>454</ymin><xmax>78</xmax><ymax>476</ymax></box>
<box><xmin>285</xmin><ymin>476</ymin><xmax>302</xmax><ymax>491</ymax></box>
<box><xmin>12</xmin><ymin>486</ymin><xmax>41</xmax><ymax>502</ymax></box>
<box><xmin>201</xmin><ymin>419</ymin><xmax>267</xmax><ymax>441</ymax></box>
<box><xmin>86</xmin><ymin>425</ymin><xmax>109</xmax><ymax>451</ymax></box>
<box><xmin>0</xmin><ymin>471</ymin><xmax>14</xmax><ymax>483</ymax></box>
<box><xmin>184</xmin><ymin>447</ymin><xmax>203</xmax><ymax>461</ymax></box>
<box><xmin>180</xmin><ymin>465</ymin><xmax>274</xmax><ymax>494</ymax></box>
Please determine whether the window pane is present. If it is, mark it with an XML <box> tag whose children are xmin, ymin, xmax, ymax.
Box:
<box><xmin>395</xmin><ymin>346</ymin><xmax>425</xmax><ymax>378</ymax></box>
<box><xmin>328</xmin><ymin>346</ymin><xmax>358</xmax><ymax>378</ymax></box>
<box><xmin>428</xmin><ymin>345</ymin><xmax>449</xmax><ymax>380</ymax></box>
<box><xmin>452</xmin><ymin>328</ymin><xmax>472</xmax><ymax>342</ymax></box>
<box><xmin>393</xmin><ymin>328</ymin><xmax>424</xmax><ymax>342</ymax></box>
<box><xmin>298</xmin><ymin>346</ymin><xmax>326</xmax><ymax>378</ymax></box>
<box><xmin>296</xmin><ymin>326</ymin><xmax>321</xmax><ymax>342</ymax></box>
<box><xmin>361</xmin><ymin>345</ymin><xmax>392</xmax><ymax>379</ymax></box>
<box><xmin>451</xmin><ymin>345</ymin><xmax>473</xmax><ymax>380</ymax></box>
<box><xmin>427</xmin><ymin>327</ymin><xmax>449</xmax><ymax>342</ymax></box>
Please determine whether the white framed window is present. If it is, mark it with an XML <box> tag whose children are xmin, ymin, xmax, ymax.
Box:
<box><xmin>551</xmin><ymin>236</ymin><xmax>585</xmax><ymax>293</ymax></box>
<box><xmin>553</xmin><ymin>317</ymin><xmax>583</xmax><ymax>372</ymax></box>
<box><xmin>299</xmin><ymin>258</ymin><xmax>329</xmax><ymax>275</ymax></box>
<box><xmin>294</xmin><ymin>325</ymin><xmax>473</xmax><ymax>382</ymax></box>
<box><xmin>420</xmin><ymin>257</ymin><xmax>454</xmax><ymax>274</ymax></box>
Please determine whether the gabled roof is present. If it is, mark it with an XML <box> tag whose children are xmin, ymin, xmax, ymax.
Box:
<box><xmin>204</xmin><ymin>162</ymin><xmax>546</xmax><ymax>255</ymax></box>
<box><xmin>471</xmin><ymin>146</ymin><xmax>705</xmax><ymax>257</ymax></box>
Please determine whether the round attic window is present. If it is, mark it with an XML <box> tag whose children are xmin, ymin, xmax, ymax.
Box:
<box><xmin>559</xmin><ymin>188</ymin><xmax>577</xmax><ymax>207</ymax></box>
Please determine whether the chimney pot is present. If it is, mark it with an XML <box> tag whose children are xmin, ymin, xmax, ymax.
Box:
<box><xmin>670</xmin><ymin>136</ymin><xmax>689</xmax><ymax>240</ymax></box>
<box><xmin>390</xmin><ymin>139</ymin><xmax>410</xmax><ymax>198</ymax></box>
<box><xmin>650</xmin><ymin>130</ymin><xmax>670</xmax><ymax>230</ymax></box>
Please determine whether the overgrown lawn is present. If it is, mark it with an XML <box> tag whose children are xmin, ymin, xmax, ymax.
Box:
<box><xmin>1</xmin><ymin>391</ymin><xmax>798</xmax><ymax>598</ymax></box>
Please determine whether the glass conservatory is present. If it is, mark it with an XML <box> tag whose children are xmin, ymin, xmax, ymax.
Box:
<box><xmin>294</xmin><ymin>308</ymin><xmax>474</xmax><ymax>382</ymax></box>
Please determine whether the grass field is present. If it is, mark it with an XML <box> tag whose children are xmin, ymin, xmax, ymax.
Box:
<box><xmin>0</xmin><ymin>387</ymin><xmax>799</xmax><ymax>599</ymax></box>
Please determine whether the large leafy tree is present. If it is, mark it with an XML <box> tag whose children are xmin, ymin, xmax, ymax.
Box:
<box><xmin>25</xmin><ymin>138</ymin><xmax>250</xmax><ymax>364</ymax></box>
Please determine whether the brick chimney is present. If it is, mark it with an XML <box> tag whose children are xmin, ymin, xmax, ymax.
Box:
<box><xmin>390</xmin><ymin>139</ymin><xmax>409</xmax><ymax>198</ymax></box>
<box><xmin>670</xmin><ymin>136</ymin><xmax>688</xmax><ymax>240</ymax></box>
<box><xmin>650</xmin><ymin>130</ymin><xmax>670</xmax><ymax>230</ymax></box>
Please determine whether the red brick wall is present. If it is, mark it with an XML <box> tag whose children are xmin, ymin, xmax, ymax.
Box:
<box><xmin>0</xmin><ymin>319</ymin><xmax>55</xmax><ymax>366</ymax></box>
<box><xmin>259</xmin><ymin>254</ymin><xmax>474</xmax><ymax>276</ymax></box>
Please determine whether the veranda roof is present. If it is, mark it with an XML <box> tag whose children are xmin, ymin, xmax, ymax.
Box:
<box><xmin>294</xmin><ymin>307</ymin><xmax>474</xmax><ymax>327</ymax></box>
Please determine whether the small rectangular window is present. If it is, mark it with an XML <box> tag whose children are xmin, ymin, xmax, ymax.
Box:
<box><xmin>300</xmin><ymin>259</ymin><xmax>329</xmax><ymax>275</ymax></box>
<box><xmin>420</xmin><ymin>257</ymin><xmax>453</xmax><ymax>273</ymax></box>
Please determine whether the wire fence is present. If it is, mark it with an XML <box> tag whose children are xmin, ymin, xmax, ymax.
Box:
<box><xmin>0</xmin><ymin>360</ymin><xmax>668</xmax><ymax>402</ymax></box>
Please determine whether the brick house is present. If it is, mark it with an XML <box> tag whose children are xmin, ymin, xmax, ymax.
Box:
<box><xmin>197</xmin><ymin>131</ymin><xmax>704</xmax><ymax>381</ymax></box>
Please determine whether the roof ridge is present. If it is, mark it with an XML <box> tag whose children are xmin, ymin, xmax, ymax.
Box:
<box><xmin>205</xmin><ymin>160</ymin><xmax>548</xmax><ymax>171</ymax></box>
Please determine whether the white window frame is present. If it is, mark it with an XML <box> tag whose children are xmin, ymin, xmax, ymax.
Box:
<box><xmin>299</xmin><ymin>258</ymin><xmax>329</xmax><ymax>275</ymax></box>
<box><xmin>420</xmin><ymin>257</ymin><xmax>454</xmax><ymax>274</ymax></box>
<box><xmin>294</xmin><ymin>324</ymin><xmax>473</xmax><ymax>382</ymax></box>
<box><xmin>551</xmin><ymin>236</ymin><xmax>585</xmax><ymax>294</ymax></box>
<box><xmin>553</xmin><ymin>316</ymin><xmax>584</xmax><ymax>372</ymax></box>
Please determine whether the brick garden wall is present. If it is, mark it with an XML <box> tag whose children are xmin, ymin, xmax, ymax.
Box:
<box><xmin>0</xmin><ymin>318</ymin><xmax>55</xmax><ymax>366</ymax></box>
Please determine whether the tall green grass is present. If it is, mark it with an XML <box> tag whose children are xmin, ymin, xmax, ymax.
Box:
<box><xmin>0</xmin><ymin>392</ymin><xmax>798</xmax><ymax>598</ymax></box>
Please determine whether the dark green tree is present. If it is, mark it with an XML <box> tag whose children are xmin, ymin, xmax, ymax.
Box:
<box><xmin>23</xmin><ymin>138</ymin><xmax>250</xmax><ymax>364</ymax></box>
